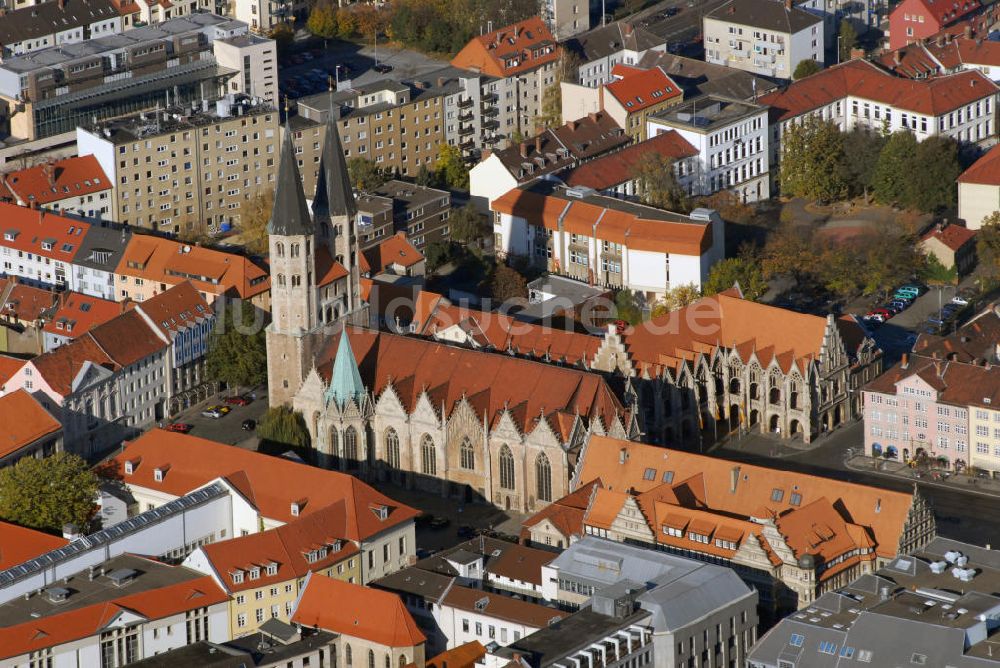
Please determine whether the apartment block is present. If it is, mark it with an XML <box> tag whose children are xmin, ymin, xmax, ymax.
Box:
<box><xmin>0</xmin><ymin>0</ymin><xmax>121</xmax><ymax>59</ymax></box>
<box><xmin>214</xmin><ymin>32</ymin><xmax>278</xmax><ymax>106</ymax></box>
<box><xmin>78</xmin><ymin>97</ymin><xmax>279</xmax><ymax>235</ymax></box>
<box><xmin>647</xmin><ymin>95</ymin><xmax>771</xmax><ymax>202</ymax></box>
<box><xmin>704</xmin><ymin>0</ymin><xmax>824</xmax><ymax>79</ymax></box>
<box><xmin>0</xmin><ymin>154</ymin><xmax>112</xmax><ymax>222</ymax></box>
<box><xmin>567</xmin><ymin>22</ymin><xmax>666</xmax><ymax>88</ymax></box>
<box><xmin>361</xmin><ymin>180</ymin><xmax>451</xmax><ymax>251</ymax></box>
<box><xmin>0</xmin><ymin>13</ymin><xmax>251</xmax><ymax>142</ymax></box>
<box><xmin>542</xmin><ymin>0</ymin><xmax>591</xmax><ymax>40</ymax></box>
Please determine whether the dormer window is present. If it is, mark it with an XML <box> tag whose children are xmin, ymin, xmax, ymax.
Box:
<box><xmin>249</xmin><ymin>567</ymin><xmax>261</xmax><ymax>580</ymax></box>
<box><xmin>4</xmin><ymin>230</ymin><xmax>17</xmax><ymax>241</ymax></box>
<box><xmin>371</xmin><ymin>504</ymin><xmax>390</xmax><ymax>521</ymax></box>
<box><xmin>124</xmin><ymin>460</ymin><xmax>136</xmax><ymax>475</ymax></box>
<box><xmin>231</xmin><ymin>570</ymin><xmax>244</xmax><ymax>584</ymax></box>
<box><xmin>290</xmin><ymin>502</ymin><xmax>301</xmax><ymax>517</ymax></box>
<box><xmin>265</xmin><ymin>562</ymin><xmax>278</xmax><ymax>576</ymax></box>
<box><xmin>153</xmin><ymin>466</ymin><xmax>166</xmax><ymax>482</ymax></box>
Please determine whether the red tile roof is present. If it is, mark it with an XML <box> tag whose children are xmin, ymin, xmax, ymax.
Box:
<box><xmin>115</xmin><ymin>430</ymin><xmax>419</xmax><ymax>536</ymax></box>
<box><xmin>0</xmin><ymin>521</ymin><xmax>67</xmax><ymax>571</ymax></box>
<box><xmin>1</xmin><ymin>156</ymin><xmax>109</xmax><ymax>207</ymax></box>
<box><xmin>521</xmin><ymin>479</ymin><xmax>600</xmax><ymax>542</ymax></box>
<box><xmin>316</xmin><ymin>327</ymin><xmax>625</xmax><ymax>441</ymax></box>
<box><xmin>605</xmin><ymin>66</ymin><xmax>682</xmax><ymax>113</ymax></box>
<box><xmin>451</xmin><ymin>17</ymin><xmax>560</xmax><ymax>78</ymax></box>
<box><xmin>0</xmin><ymin>203</ymin><xmax>91</xmax><ymax>262</ymax></box>
<box><xmin>198</xmin><ymin>503</ymin><xmax>360</xmax><ymax>593</ymax></box>
<box><xmin>891</xmin><ymin>0</ymin><xmax>982</xmax><ymax>28</ymax></box>
<box><xmin>41</xmin><ymin>293</ymin><xmax>124</xmax><ymax>341</ymax></box>
<box><xmin>423</xmin><ymin>641</ymin><xmax>486</xmax><ymax>668</ymax></box>
<box><xmin>0</xmin><ymin>573</ymin><xmax>228</xmax><ymax>660</ymax></box>
<box><xmin>134</xmin><ymin>280</ymin><xmax>213</xmax><ymax>338</ymax></box>
<box><xmin>561</xmin><ymin>130</ymin><xmax>697</xmax><ymax>191</ymax></box>
<box><xmin>920</xmin><ymin>223</ymin><xmax>977</xmax><ymax>251</ymax></box>
<box><xmin>0</xmin><ymin>280</ymin><xmax>57</xmax><ymax>323</ymax></box>
<box><xmin>29</xmin><ymin>334</ymin><xmax>115</xmax><ymax>396</ymax></box>
<box><xmin>87</xmin><ymin>309</ymin><xmax>168</xmax><ymax>367</ymax></box>
<box><xmin>292</xmin><ymin>574</ymin><xmax>425</xmax><ymax>647</ymax></box>
<box><xmin>0</xmin><ymin>389</ymin><xmax>60</xmax><ymax>458</ymax></box>
<box><xmin>759</xmin><ymin>58</ymin><xmax>998</xmax><ymax>123</ymax></box>
<box><xmin>363</xmin><ymin>232</ymin><xmax>424</xmax><ymax>272</ymax></box>
<box><xmin>443</xmin><ymin>585</ymin><xmax>568</xmax><ymax>627</ymax></box>
<box><xmin>958</xmin><ymin>142</ymin><xmax>1000</xmax><ymax>184</ymax></box>
<box><xmin>0</xmin><ymin>355</ymin><xmax>25</xmax><ymax>389</ymax></box>
<box><xmin>864</xmin><ymin>354</ymin><xmax>1000</xmax><ymax>409</ymax></box>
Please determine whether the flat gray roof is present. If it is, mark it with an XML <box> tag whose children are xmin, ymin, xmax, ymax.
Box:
<box><xmin>649</xmin><ymin>95</ymin><xmax>766</xmax><ymax>132</ymax></box>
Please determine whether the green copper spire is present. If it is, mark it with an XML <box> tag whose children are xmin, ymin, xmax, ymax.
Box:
<box><xmin>325</xmin><ymin>328</ymin><xmax>365</xmax><ymax>408</ymax></box>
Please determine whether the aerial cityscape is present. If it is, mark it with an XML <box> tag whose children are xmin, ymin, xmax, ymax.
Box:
<box><xmin>0</xmin><ymin>0</ymin><xmax>997</xmax><ymax>665</ymax></box>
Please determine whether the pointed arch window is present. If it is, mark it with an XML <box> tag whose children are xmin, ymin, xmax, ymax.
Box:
<box><xmin>276</xmin><ymin>242</ymin><xmax>285</xmax><ymax>257</ymax></box>
<box><xmin>344</xmin><ymin>426</ymin><xmax>358</xmax><ymax>460</ymax></box>
<box><xmin>385</xmin><ymin>428</ymin><xmax>400</xmax><ymax>469</ymax></box>
<box><xmin>460</xmin><ymin>437</ymin><xmax>475</xmax><ymax>470</ymax></box>
<box><xmin>329</xmin><ymin>428</ymin><xmax>339</xmax><ymax>458</ymax></box>
<box><xmin>536</xmin><ymin>453</ymin><xmax>552</xmax><ymax>502</ymax></box>
<box><xmin>277</xmin><ymin>273</ymin><xmax>285</xmax><ymax>287</ymax></box>
<box><xmin>420</xmin><ymin>435</ymin><xmax>436</xmax><ymax>476</ymax></box>
<box><xmin>368</xmin><ymin>649</ymin><xmax>375</xmax><ymax>668</ymax></box>
<box><xmin>346</xmin><ymin>644</ymin><xmax>352</xmax><ymax>667</ymax></box>
<box><xmin>499</xmin><ymin>445</ymin><xmax>515</xmax><ymax>491</ymax></box>
<box><xmin>291</xmin><ymin>243</ymin><xmax>300</xmax><ymax>258</ymax></box>
<box><xmin>291</xmin><ymin>274</ymin><xmax>301</xmax><ymax>287</ymax></box>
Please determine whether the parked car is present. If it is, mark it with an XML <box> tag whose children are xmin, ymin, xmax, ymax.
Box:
<box><xmin>869</xmin><ymin>308</ymin><xmax>893</xmax><ymax>320</ymax></box>
<box><xmin>865</xmin><ymin>312</ymin><xmax>887</xmax><ymax>323</ymax></box>
<box><xmin>888</xmin><ymin>300</ymin><xmax>910</xmax><ymax>311</ymax></box>
<box><xmin>896</xmin><ymin>285</ymin><xmax>922</xmax><ymax>298</ymax></box>
<box><xmin>951</xmin><ymin>294</ymin><xmax>971</xmax><ymax>306</ymax></box>
<box><xmin>926</xmin><ymin>315</ymin><xmax>945</xmax><ymax>325</ymax></box>
<box><xmin>225</xmin><ymin>395</ymin><xmax>251</xmax><ymax>406</ymax></box>
<box><xmin>201</xmin><ymin>406</ymin><xmax>226</xmax><ymax>419</ymax></box>
<box><xmin>428</xmin><ymin>515</ymin><xmax>450</xmax><ymax>530</ymax></box>
<box><xmin>882</xmin><ymin>303</ymin><xmax>905</xmax><ymax>315</ymax></box>
<box><xmin>164</xmin><ymin>423</ymin><xmax>193</xmax><ymax>433</ymax></box>
<box><xmin>373</xmin><ymin>63</ymin><xmax>393</xmax><ymax>73</ymax></box>
<box><xmin>241</xmin><ymin>419</ymin><xmax>256</xmax><ymax>431</ymax></box>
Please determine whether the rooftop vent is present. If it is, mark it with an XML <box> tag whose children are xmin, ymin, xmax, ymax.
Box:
<box><xmin>46</xmin><ymin>587</ymin><xmax>69</xmax><ymax>603</ymax></box>
<box><xmin>107</xmin><ymin>568</ymin><xmax>138</xmax><ymax>587</ymax></box>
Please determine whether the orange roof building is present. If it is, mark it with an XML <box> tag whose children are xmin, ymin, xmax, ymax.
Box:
<box><xmin>115</xmin><ymin>430</ymin><xmax>419</xmax><ymax>583</ymax></box>
<box><xmin>601</xmin><ymin>65</ymin><xmax>684</xmax><ymax>139</ymax></box>
<box><xmin>0</xmin><ymin>521</ymin><xmax>68</xmax><ymax>571</ymax></box>
<box><xmin>292</xmin><ymin>574</ymin><xmax>426</xmax><ymax>665</ymax></box>
<box><xmin>919</xmin><ymin>222</ymin><xmax>977</xmax><ymax>274</ymax></box>
<box><xmin>553</xmin><ymin>434</ymin><xmax>936</xmax><ymax>613</ymax></box>
<box><xmin>491</xmin><ymin>180</ymin><xmax>724</xmax><ymax>298</ymax></box>
<box><xmin>959</xmin><ymin>142</ymin><xmax>1000</xmax><ymax>229</ymax></box>
<box><xmin>0</xmin><ymin>389</ymin><xmax>61</xmax><ymax>465</ymax></box>
<box><xmin>0</xmin><ymin>156</ymin><xmax>111</xmax><ymax>220</ymax></box>
<box><xmin>586</xmin><ymin>288</ymin><xmax>881</xmax><ymax>446</ymax></box>
<box><xmin>42</xmin><ymin>292</ymin><xmax>125</xmax><ymax>349</ymax></box>
<box><xmin>421</xmin><ymin>641</ymin><xmax>486</xmax><ymax>668</ymax></box>
<box><xmin>363</xmin><ymin>232</ymin><xmax>425</xmax><ymax>277</ymax></box>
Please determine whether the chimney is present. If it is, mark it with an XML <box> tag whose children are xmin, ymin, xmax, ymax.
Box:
<box><xmin>880</xmin><ymin>586</ymin><xmax>891</xmax><ymax>601</ymax></box>
<box><xmin>57</xmin><ymin>0</ymin><xmax>65</xmax><ymax>8</ymax></box>
<box><xmin>784</xmin><ymin>0</ymin><xmax>792</xmax><ymax>10</ymax></box>
<box><xmin>893</xmin><ymin>49</ymin><xmax>903</xmax><ymax>66</ymax></box>
<box><xmin>618</xmin><ymin>447</ymin><xmax>627</xmax><ymax>464</ymax></box>
<box><xmin>62</xmin><ymin>523</ymin><xmax>81</xmax><ymax>541</ymax></box>
<box><xmin>901</xmin><ymin>353</ymin><xmax>909</xmax><ymax>369</ymax></box>
<box><xmin>623</xmin><ymin>22</ymin><xmax>634</xmax><ymax>36</ymax></box>
<box><xmin>43</xmin><ymin>162</ymin><xmax>55</xmax><ymax>187</ymax></box>
<box><xmin>965</xmin><ymin>24</ymin><xmax>973</xmax><ymax>39</ymax></box>
<box><xmin>519</xmin><ymin>142</ymin><xmax>529</xmax><ymax>158</ymax></box>
<box><xmin>937</xmin><ymin>34</ymin><xmax>945</xmax><ymax>47</ymax></box>
<box><xmin>437</xmin><ymin>77</ymin><xmax>446</xmax><ymax>87</ymax></box>
<box><xmin>535</xmin><ymin>135</ymin><xmax>543</xmax><ymax>153</ymax></box>
<box><xmin>730</xmin><ymin>466</ymin><xmax>740</xmax><ymax>494</ymax></box>
<box><xmin>569</xmin><ymin>119</ymin><xmax>578</xmax><ymax>131</ymax></box>
<box><xmin>588</xmin><ymin>111</ymin><xmax>599</xmax><ymax>122</ymax></box>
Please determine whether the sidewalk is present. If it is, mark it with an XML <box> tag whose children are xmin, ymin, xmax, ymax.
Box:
<box><xmin>846</xmin><ymin>455</ymin><xmax>1000</xmax><ymax>497</ymax></box>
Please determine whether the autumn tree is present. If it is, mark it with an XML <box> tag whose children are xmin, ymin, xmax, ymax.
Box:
<box><xmin>838</xmin><ymin>128</ymin><xmax>885</xmax><ymax>201</ymax></box>
<box><xmin>703</xmin><ymin>250</ymin><xmax>768</xmax><ymax>300</ymax></box>
<box><xmin>336</xmin><ymin>8</ymin><xmax>357</xmax><ymax>38</ymax></box>
<box><xmin>491</xmin><ymin>264</ymin><xmax>528</xmax><ymax>303</ymax></box>
<box><xmin>615</xmin><ymin>289</ymin><xmax>643</xmax><ymax>325</ymax></box>
<box><xmin>872</xmin><ymin>130</ymin><xmax>918</xmax><ymax>206</ymax></box>
<box><xmin>269</xmin><ymin>22</ymin><xmax>294</xmax><ymax>52</ymax></box>
<box><xmin>0</xmin><ymin>453</ymin><xmax>98</xmax><ymax>533</ymax></box>
<box><xmin>762</xmin><ymin>224</ymin><xmax>819</xmax><ymax>286</ymax></box>
<box><xmin>656</xmin><ymin>283</ymin><xmax>702</xmax><ymax>313</ymax></box>
<box><xmin>793</xmin><ymin>59</ymin><xmax>821</xmax><ymax>80</ymax></box>
<box><xmin>779</xmin><ymin>116</ymin><xmax>846</xmax><ymax>202</ymax></box>
<box><xmin>206</xmin><ymin>299</ymin><xmax>268</xmax><ymax>391</ymax></box>
<box><xmin>307</xmin><ymin>1</ymin><xmax>338</xmax><ymax>38</ymax></box>
<box><xmin>838</xmin><ymin>19</ymin><xmax>858</xmax><ymax>62</ymax></box>
<box><xmin>449</xmin><ymin>204</ymin><xmax>487</xmax><ymax>245</ymax></box>
<box><xmin>978</xmin><ymin>211</ymin><xmax>1000</xmax><ymax>278</ymax></box>
<box><xmin>633</xmin><ymin>152</ymin><xmax>689</xmax><ymax>212</ymax></box>
<box><xmin>347</xmin><ymin>157</ymin><xmax>389</xmax><ymax>191</ymax></box>
<box><xmin>239</xmin><ymin>189</ymin><xmax>273</xmax><ymax>255</ymax></box>
<box><xmin>434</xmin><ymin>144</ymin><xmax>470</xmax><ymax>190</ymax></box>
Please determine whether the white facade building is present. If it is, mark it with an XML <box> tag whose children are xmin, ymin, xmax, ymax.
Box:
<box><xmin>214</xmin><ymin>33</ymin><xmax>279</xmax><ymax>106</ymax></box>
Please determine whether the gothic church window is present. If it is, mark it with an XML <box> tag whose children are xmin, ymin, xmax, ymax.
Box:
<box><xmin>536</xmin><ymin>453</ymin><xmax>552</xmax><ymax>502</ymax></box>
<box><xmin>420</xmin><ymin>434</ymin><xmax>436</xmax><ymax>475</ymax></box>
<box><xmin>499</xmin><ymin>445</ymin><xmax>515</xmax><ymax>490</ymax></box>
<box><xmin>460</xmin><ymin>437</ymin><xmax>475</xmax><ymax>470</ymax></box>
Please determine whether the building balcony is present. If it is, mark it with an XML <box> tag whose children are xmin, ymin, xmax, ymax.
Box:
<box><xmin>459</xmin><ymin>124</ymin><xmax>475</xmax><ymax>136</ymax></box>
<box><xmin>482</xmin><ymin>119</ymin><xmax>499</xmax><ymax>131</ymax></box>
<box><xmin>482</xmin><ymin>92</ymin><xmax>498</xmax><ymax>104</ymax></box>
<box><xmin>457</xmin><ymin>97</ymin><xmax>475</xmax><ymax>109</ymax></box>
<box><xmin>458</xmin><ymin>110</ymin><xmax>474</xmax><ymax>122</ymax></box>
<box><xmin>482</xmin><ymin>105</ymin><xmax>499</xmax><ymax>117</ymax></box>
<box><xmin>459</xmin><ymin>138</ymin><xmax>475</xmax><ymax>150</ymax></box>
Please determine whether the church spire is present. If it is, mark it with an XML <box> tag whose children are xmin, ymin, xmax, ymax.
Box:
<box><xmin>268</xmin><ymin>122</ymin><xmax>314</xmax><ymax>236</ymax></box>
<box><xmin>313</xmin><ymin>97</ymin><xmax>357</xmax><ymax>219</ymax></box>
<box><xmin>326</xmin><ymin>327</ymin><xmax>365</xmax><ymax>408</ymax></box>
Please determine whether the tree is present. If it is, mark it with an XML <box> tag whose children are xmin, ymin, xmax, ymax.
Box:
<box><xmin>838</xmin><ymin>19</ymin><xmax>858</xmax><ymax>62</ymax></box>
<box><xmin>239</xmin><ymin>189</ymin><xmax>273</xmax><ymax>256</ymax></box>
<box><xmin>415</xmin><ymin>163</ymin><xmax>434</xmax><ymax>187</ymax></box>
<box><xmin>909</xmin><ymin>136</ymin><xmax>961</xmax><ymax>212</ymax></box>
<box><xmin>779</xmin><ymin>116</ymin><xmax>846</xmax><ymax>202</ymax></box>
<box><xmin>347</xmin><ymin>157</ymin><xmax>388</xmax><ymax>191</ymax></box>
<box><xmin>0</xmin><ymin>453</ymin><xmax>98</xmax><ymax>532</ymax></box>
<box><xmin>857</xmin><ymin>228</ymin><xmax>925</xmax><ymax>296</ymax></box>
<box><xmin>923</xmin><ymin>252</ymin><xmax>958</xmax><ymax>284</ymax></box>
<box><xmin>632</xmin><ymin>152</ymin><xmax>689</xmax><ymax>211</ymax></box>
<box><xmin>872</xmin><ymin>131</ymin><xmax>918</xmax><ymax>206</ymax></box>
<box><xmin>704</xmin><ymin>252</ymin><xmax>768</xmax><ymax>301</ymax></box>
<box><xmin>696</xmin><ymin>190</ymin><xmax>754</xmax><ymax>225</ymax></box>
<box><xmin>614</xmin><ymin>289</ymin><xmax>643</xmax><ymax>325</ymax></box>
<box><xmin>307</xmin><ymin>1</ymin><xmax>338</xmax><ymax>38</ymax></box>
<box><xmin>269</xmin><ymin>22</ymin><xmax>294</xmax><ymax>52</ymax></box>
<box><xmin>434</xmin><ymin>144</ymin><xmax>469</xmax><ymax>190</ymax></box>
<box><xmin>762</xmin><ymin>224</ymin><xmax>819</xmax><ymax>285</ymax></box>
<box><xmin>659</xmin><ymin>283</ymin><xmax>702</xmax><ymax>312</ymax></box>
<box><xmin>424</xmin><ymin>241</ymin><xmax>454</xmax><ymax>271</ymax></box>
<box><xmin>978</xmin><ymin>212</ymin><xmax>1000</xmax><ymax>278</ymax></box>
<box><xmin>793</xmin><ymin>59</ymin><xmax>822</xmax><ymax>80</ymax></box>
<box><xmin>206</xmin><ymin>299</ymin><xmax>268</xmax><ymax>391</ymax></box>
<box><xmin>257</xmin><ymin>406</ymin><xmax>311</xmax><ymax>449</ymax></box>
<box><xmin>449</xmin><ymin>204</ymin><xmax>487</xmax><ymax>245</ymax></box>
<box><xmin>491</xmin><ymin>264</ymin><xmax>527</xmax><ymax>303</ymax></box>
<box><xmin>838</xmin><ymin>128</ymin><xmax>885</xmax><ymax>201</ymax></box>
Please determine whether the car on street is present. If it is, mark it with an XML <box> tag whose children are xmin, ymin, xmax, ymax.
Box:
<box><xmin>242</xmin><ymin>419</ymin><xmax>256</xmax><ymax>431</ymax></box>
<box><xmin>663</xmin><ymin>7</ymin><xmax>679</xmax><ymax>16</ymax></box>
<box><xmin>428</xmin><ymin>515</ymin><xmax>450</xmax><ymax>530</ymax></box>
<box><xmin>951</xmin><ymin>294</ymin><xmax>971</xmax><ymax>306</ymax></box>
<box><xmin>201</xmin><ymin>405</ymin><xmax>230</xmax><ymax>419</ymax></box>
<box><xmin>373</xmin><ymin>63</ymin><xmax>393</xmax><ymax>73</ymax></box>
<box><xmin>896</xmin><ymin>285</ymin><xmax>922</xmax><ymax>298</ymax></box>
<box><xmin>164</xmin><ymin>423</ymin><xmax>193</xmax><ymax>433</ymax></box>
<box><xmin>926</xmin><ymin>315</ymin><xmax>945</xmax><ymax>325</ymax></box>
<box><xmin>225</xmin><ymin>395</ymin><xmax>251</xmax><ymax>406</ymax></box>
<box><xmin>869</xmin><ymin>308</ymin><xmax>893</xmax><ymax>320</ymax></box>
<box><xmin>865</xmin><ymin>312</ymin><xmax>887</xmax><ymax>323</ymax></box>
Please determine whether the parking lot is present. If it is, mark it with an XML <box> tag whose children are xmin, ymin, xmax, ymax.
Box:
<box><xmin>853</xmin><ymin>283</ymin><xmax>967</xmax><ymax>363</ymax></box>
<box><xmin>165</xmin><ymin>387</ymin><xmax>269</xmax><ymax>449</ymax></box>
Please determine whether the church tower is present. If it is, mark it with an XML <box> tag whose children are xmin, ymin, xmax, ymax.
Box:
<box><xmin>266</xmin><ymin>125</ymin><xmax>321</xmax><ymax>407</ymax></box>
<box><xmin>312</xmin><ymin>102</ymin><xmax>360</xmax><ymax>313</ymax></box>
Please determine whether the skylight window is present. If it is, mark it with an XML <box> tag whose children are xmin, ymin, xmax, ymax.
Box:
<box><xmin>789</xmin><ymin>634</ymin><xmax>804</xmax><ymax>647</ymax></box>
<box><xmin>662</xmin><ymin>470</ymin><xmax>674</xmax><ymax>484</ymax></box>
<box><xmin>818</xmin><ymin>641</ymin><xmax>837</xmax><ymax>655</ymax></box>
<box><xmin>643</xmin><ymin>467</ymin><xmax>656</xmax><ymax>481</ymax></box>
<box><xmin>771</xmin><ymin>488</ymin><xmax>784</xmax><ymax>502</ymax></box>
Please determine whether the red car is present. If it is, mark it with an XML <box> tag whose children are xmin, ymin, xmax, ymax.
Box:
<box><xmin>869</xmin><ymin>308</ymin><xmax>893</xmax><ymax>320</ymax></box>
<box><xmin>164</xmin><ymin>423</ymin><xmax>193</xmax><ymax>433</ymax></box>
<box><xmin>224</xmin><ymin>395</ymin><xmax>251</xmax><ymax>406</ymax></box>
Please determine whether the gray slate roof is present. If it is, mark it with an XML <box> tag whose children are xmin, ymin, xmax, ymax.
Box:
<box><xmin>312</xmin><ymin>98</ymin><xmax>356</xmax><ymax>219</ymax></box>
<box><xmin>566</xmin><ymin>21</ymin><xmax>664</xmax><ymax>62</ymax></box>
<box><xmin>0</xmin><ymin>0</ymin><xmax>119</xmax><ymax>48</ymax></box>
<box><xmin>267</xmin><ymin>127</ymin><xmax>314</xmax><ymax>236</ymax></box>
<box><xmin>706</xmin><ymin>0</ymin><xmax>822</xmax><ymax>34</ymax></box>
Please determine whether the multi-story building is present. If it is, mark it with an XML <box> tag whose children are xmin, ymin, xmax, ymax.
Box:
<box><xmin>597</xmin><ymin>65</ymin><xmax>684</xmax><ymax>140</ymax></box>
<box><xmin>566</xmin><ymin>22</ymin><xmax>666</xmax><ymax>87</ymax></box>
<box><xmin>0</xmin><ymin>155</ymin><xmax>111</xmax><ymax>222</ymax></box>
<box><xmin>71</xmin><ymin>222</ymin><xmax>131</xmax><ymax>301</ymax></box>
<box><xmin>0</xmin><ymin>13</ymin><xmax>250</xmax><ymax>142</ymax></box>
<box><xmin>0</xmin><ymin>554</ymin><xmax>230</xmax><ymax>668</ymax></box>
<box><xmin>536</xmin><ymin>434</ymin><xmax>936</xmax><ymax>620</ymax></box>
<box><xmin>959</xmin><ymin>142</ymin><xmax>1000</xmax><ymax>229</ymax></box>
<box><xmin>451</xmin><ymin>18</ymin><xmax>562</xmax><ymax>142</ymax></box>
<box><xmin>469</xmin><ymin>111</ymin><xmax>629</xmax><ymax>209</ymax></box>
<box><xmin>542</xmin><ymin>0</ymin><xmax>591</xmax><ymax>40</ymax></box>
<box><xmin>0</xmin><ymin>388</ymin><xmax>61</xmax><ymax>466</ymax></box>
<box><xmin>360</xmin><ymin>180</ymin><xmax>451</xmax><ymax>251</ymax></box>
<box><xmin>78</xmin><ymin>96</ymin><xmax>279</xmax><ymax>235</ymax></box>
<box><xmin>183</xmin><ymin>502</ymin><xmax>362</xmax><ymax>638</ymax></box>
<box><xmin>879</xmin><ymin>32</ymin><xmax>1000</xmax><ymax>81</ymax></box>
<box><xmin>491</xmin><ymin>180</ymin><xmax>725</xmax><ymax>297</ymax></box>
<box><xmin>361</xmin><ymin>232</ymin><xmax>425</xmax><ymax>278</ymax></box>
<box><xmin>704</xmin><ymin>0</ymin><xmax>824</xmax><ymax>79</ymax></box>
<box><xmin>761</xmin><ymin>59</ymin><xmax>1000</xmax><ymax>183</ymax></box>
<box><xmin>863</xmin><ymin>352</ymin><xmax>1000</xmax><ymax>473</ymax></box>
<box><xmin>542</xmin><ymin>537</ymin><xmax>758</xmax><ymax>666</ymax></box>
<box><xmin>0</xmin><ymin>202</ymin><xmax>95</xmax><ymax>292</ymax></box>
<box><xmin>113</xmin><ymin>233</ymin><xmax>270</xmax><ymax>307</ymax></box>
<box><xmin>0</xmin><ymin>0</ymin><xmax>121</xmax><ymax>59</ymax></box>
<box><xmin>748</xmin><ymin>538</ymin><xmax>1000</xmax><ymax>668</ymax></box>
<box><xmin>41</xmin><ymin>290</ymin><xmax>122</xmax><ymax>350</ymax></box>
<box><xmin>0</xmin><ymin>277</ymin><xmax>58</xmax><ymax>354</ymax></box>
<box><xmin>214</xmin><ymin>32</ymin><xmax>278</xmax><ymax>106</ymax></box>
<box><xmin>114</xmin><ymin>430</ymin><xmax>419</xmax><ymax>583</ymax></box>
<box><xmin>646</xmin><ymin>95</ymin><xmax>770</xmax><ymax>203</ymax></box>
<box><xmin>887</xmin><ymin>0</ymin><xmax>998</xmax><ymax>50</ymax></box>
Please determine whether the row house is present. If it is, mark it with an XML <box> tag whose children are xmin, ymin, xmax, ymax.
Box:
<box><xmin>0</xmin><ymin>0</ymin><xmax>121</xmax><ymax>59</ymax></box>
<box><xmin>879</xmin><ymin>31</ymin><xmax>1000</xmax><ymax>81</ymax></box>
<box><xmin>114</xmin><ymin>429</ymin><xmax>419</xmax><ymax>584</ymax></box>
<box><xmin>760</xmin><ymin>59</ymin><xmax>1000</xmax><ymax>181</ymax></box>
<box><xmin>566</xmin><ymin>22</ymin><xmax>666</xmax><ymax>88</ymax></box>
<box><xmin>0</xmin><ymin>155</ymin><xmax>111</xmax><ymax>222</ymax></box>
<box><xmin>530</xmin><ymin>435</ymin><xmax>937</xmax><ymax>622</ymax></box>
<box><xmin>887</xmin><ymin>0</ymin><xmax>998</xmax><ymax>50</ymax></box>
<box><xmin>490</xmin><ymin>180</ymin><xmax>725</xmax><ymax>298</ymax></box>
<box><xmin>42</xmin><ymin>291</ymin><xmax>123</xmax><ymax>351</ymax></box>
<box><xmin>0</xmin><ymin>389</ymin><xmax>61</xmax><ymax>466</ymax></box>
